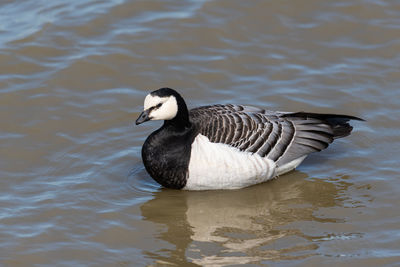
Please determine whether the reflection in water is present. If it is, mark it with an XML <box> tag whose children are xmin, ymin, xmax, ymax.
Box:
<box><xmin>141</xmin><ymin>172</ymin><xmax>357</xmax><ymax>266</ymax></box>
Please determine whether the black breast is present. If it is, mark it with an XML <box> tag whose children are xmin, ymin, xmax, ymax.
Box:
<box><xmin>141</xmin><ymin>125</ymin><xmax>197</xmax><ymax>189</ymax></box>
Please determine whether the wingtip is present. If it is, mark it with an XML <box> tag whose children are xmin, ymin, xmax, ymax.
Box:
<box><xmin>348</xmin><ymin>115</ymin><xmax>365</xmax><ymax>122</ymax></box>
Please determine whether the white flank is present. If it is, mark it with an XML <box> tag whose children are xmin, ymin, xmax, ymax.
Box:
<box><xmin>185</xmin><ymin>134</ymin><xmax>277</xmax><ymax>190</ymax></box>
<box><xmin>144</xmin><ymin>94</ymin><xmax>178</xmax><ymax>121</ymax></box>
<box><xmin>275</xmin><ymin>155</ymin><xmax>307</xmax><ymax>176</ymax></box>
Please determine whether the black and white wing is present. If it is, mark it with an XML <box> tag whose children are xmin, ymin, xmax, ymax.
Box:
<box><xmin>189</xmin><ymin>104</ymin><xmax>362</xmax><ymax>167</ymax></box>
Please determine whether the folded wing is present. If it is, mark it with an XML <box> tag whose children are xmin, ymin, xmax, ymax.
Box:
<box><xmin>189</xmin><ymin>104</ymin><xmax>363</xmax><ymax>167</ymax></box>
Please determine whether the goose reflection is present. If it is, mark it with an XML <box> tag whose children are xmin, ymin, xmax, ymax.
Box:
<box><xmin>140</xmin><ymin>171</ymin><xmax>353</xmax><ymax>266</ymax></box>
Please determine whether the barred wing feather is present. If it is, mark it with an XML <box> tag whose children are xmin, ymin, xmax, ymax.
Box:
<box><xmin>189</xmin><ymin>104</ymin><xmax>362</xmax><ymax>167</ymax></box>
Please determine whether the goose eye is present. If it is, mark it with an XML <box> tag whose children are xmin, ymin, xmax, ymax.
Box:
<box><xmin>156</xmin><ymin>103</ymin><xmax>162</xmax><ymax>108</ymax></box>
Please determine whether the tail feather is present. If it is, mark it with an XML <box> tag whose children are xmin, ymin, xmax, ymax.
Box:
<box><xmin>274</xmin><ymin>112</ymin><xmax>363</xmax><ymax>167</ymax></box>
<box><xmin>282</xmin><ymin>112</ymin><xmax>364</xmax><ymax>139</ymax></box>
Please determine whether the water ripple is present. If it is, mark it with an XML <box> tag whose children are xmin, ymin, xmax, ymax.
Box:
<box><xmin>1</xmin><ymin>0</ymin><xmax>400</xmax><ymax>265</ymax></box>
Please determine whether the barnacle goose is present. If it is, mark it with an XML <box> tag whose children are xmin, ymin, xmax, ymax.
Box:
<box><xmin>136</xmin><ymin>87</ymin><xmax>363</xmax><ymax>190</ymax></box>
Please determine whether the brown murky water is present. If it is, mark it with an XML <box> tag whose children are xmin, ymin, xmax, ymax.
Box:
<box><xmin>1</xmin><ymin>0</ymin><xmax>399</xmax><ymax>266</ymax></box>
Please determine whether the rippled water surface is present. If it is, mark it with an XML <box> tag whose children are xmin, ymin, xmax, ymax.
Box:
<box><xmin>1</xmin><ymin>0</ymin><xmax>400</xmax><ymax>266</ymax></box>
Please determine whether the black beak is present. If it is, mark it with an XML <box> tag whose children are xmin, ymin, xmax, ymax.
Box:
<box><xmin>135</xmin><ymin>109</ymin><xmax>151</xmax><ymax>125</ymax></box>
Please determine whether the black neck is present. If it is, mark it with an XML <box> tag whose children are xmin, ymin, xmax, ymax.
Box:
<box><xmin>163</xmin><ymin>93</ymin><xmax>191</xmax><ymax>130</ymax></box>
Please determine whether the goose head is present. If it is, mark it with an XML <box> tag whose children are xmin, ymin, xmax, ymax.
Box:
<box><xmin>136</xmin><ymin>88</ymin><xmax>190</xmax><ymax>127</ymax></box>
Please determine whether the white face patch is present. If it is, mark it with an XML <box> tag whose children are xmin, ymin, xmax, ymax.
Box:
<box><xmin>143</xmin><ymin>94</ymin><xmax>178</xmax><ymax>121</ymax></box>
